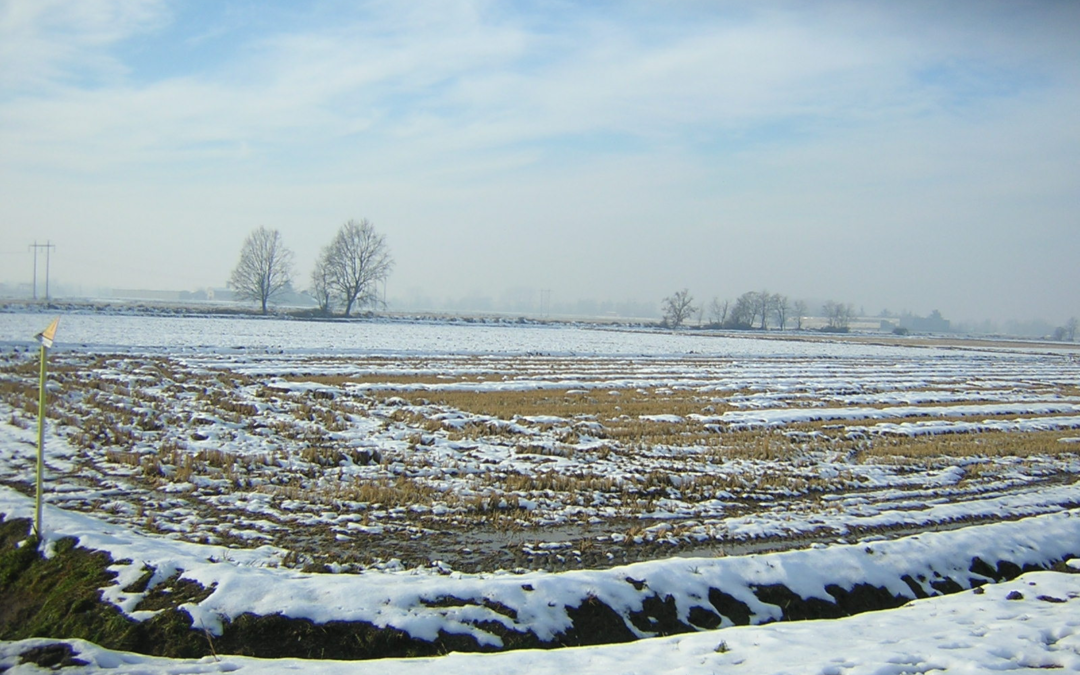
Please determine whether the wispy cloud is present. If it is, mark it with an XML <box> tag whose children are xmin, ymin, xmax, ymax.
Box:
<box><xmin>1</xmin><ymin>0</ymin><xmax>1077</xmax><ymax>321</ymax></box>
<box><xmin>4</xmin><ymin>1</ymin><xmax>1073</xmax><ymax>170</ymax></box>
<box><xmin>0</xmin><ymin>0</ymin><xmax>169</xmax><ymax>90</ymax></box>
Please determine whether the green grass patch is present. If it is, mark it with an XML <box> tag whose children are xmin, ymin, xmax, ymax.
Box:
<box><xmin>0</xmin><ymin>515</ymin><xmax>206</xmax><ymax>656</ymax></box>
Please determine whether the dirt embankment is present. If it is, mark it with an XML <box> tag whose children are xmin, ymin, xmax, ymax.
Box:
<box><xmin>3</xmin><ymin>514</ymin><xmax>1077</xmax><ymax>660</ymax></box>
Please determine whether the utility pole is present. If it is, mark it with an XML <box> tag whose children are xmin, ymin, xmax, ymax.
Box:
<box><xmin>45</xmin><ymin>241</ymin><xmax>53</xmax><ymax>300</ymax></box>
<box><xmin>28</xmin><ymin>241</ymin><xmax>56</xmax><ymax>301</ymax></box>
<box><xmin>30</xmin><ymin>243</ymin><xmax>37</xmax><ymax>299</ymax></box>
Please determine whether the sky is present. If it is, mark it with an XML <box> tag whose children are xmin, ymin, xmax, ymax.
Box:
<box><xmin>0</xmin><ymin>0</ymin><xmax>1078</xmax><ymax>323</ymax></box>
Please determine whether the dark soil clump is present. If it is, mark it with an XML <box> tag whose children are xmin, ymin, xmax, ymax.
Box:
<box><xmin>708</xmin><ymin>588</ymin><xmax>751</xmax><ymax>625</ymax></box>
<box><xmin>17</xmin><ymin>643</ymin><xmax>88</xmax><ymax>669</ymax></box>
<box><xmin>558</xmin><ymin>596</ymin><xmax>636</xmax><ymax>647</ymax></box>
<box><xmin>751</xmin><ymin>584</ymin><xmax>847</xmax><ymax>621</ymax></box>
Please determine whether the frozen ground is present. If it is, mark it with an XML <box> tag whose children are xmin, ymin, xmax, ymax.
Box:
<box><xmin>5</xmin><ymin>305</ymin><xmax>1077</xmax><ymax>358</ymax></box>
<box><xmin>5</xmin><ymin>566</ymin><xmax>1080</xmax><ymax>673</ymax></box>
<box><xmin>0</xmin><ymin>309</ymin><xmax>979</xmax><ymax>357</ymax></box>
<box><xmin>2</xmin><ymin>311</ymin><xmax>1080</xmax><ymax>667</ymax></box>
<box><xmin>2</xmin><ymin>479</ymin><xmax>1080</xmax><ymax>671</ymax></box>
<box><xmin>2</xmin><ymin>313</ymin><xmax>1079</xmax><ymax>571</ymax></box>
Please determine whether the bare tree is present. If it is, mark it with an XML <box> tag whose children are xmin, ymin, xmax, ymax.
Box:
<box><xmin>1067</xmin><ymin>317</ymin><xmax>1079</xmax><ymax>342</ymax></box>
<box><xmin>822</xmin><ymin>300</ymin><xmax>855</xmax><ymax>331</ymax></box>
<box><xmin>792</xmin><ymin>300</ymin><xmax>808</xmax><ymax>330</ymax></box>
<box><xmin>708</xmin><ymin>297</ymin><xmax>729</xmax><ymax>327</ymax></box>
<box><xmin>756</xmin><ymin>290</ymin><xmax>773</xmax><ymax>330</ymax></box>
<box><xmin>772</xmin><ymin>293</ymin><xmax>790</xmax><ymax>330</ymax></box>
<box><xmin>730</xmin><ymin>291</ymin><xmax>759</xmax><ymax>328</ymax></box>
<box><xmin>662</xmin><ymin>289</ymin><xmax>697</xmax><ymax>329</ymax></box>
<box><xmin>324</xmin><ymin>219</ymin><xmax>394</xmax><ymax>317</ymax></box>
<box><xmin>309</xmin><ymin>247</ymin><xmax>335</xmax><ymax>316</ymax></box>
<box><xmin>228</xmin><ymin>226</ymin><xmax>294</xmax><ymax>314</ymax></box>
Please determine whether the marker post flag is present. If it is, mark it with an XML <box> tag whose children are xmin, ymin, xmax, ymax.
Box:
<box><xmin>34</xmin><ymin>317</ymin><xmax>59</xmax><ymax>538</ymax></box>
<box><xmin>36</xmin><ymin>317</ymin><xmax>59</xmax><ymax>349</ymax></box>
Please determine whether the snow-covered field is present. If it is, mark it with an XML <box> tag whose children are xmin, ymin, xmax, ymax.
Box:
<box><xmin>3</xmin><ymin>312</ymin><xmax>1079</xmax><ymax>571</ymax></box>
<box><xmin>2</xmin><ymin>311</ymin><xmax>1080</xmax><ymax>669</ymax></box>
<box><xmin>0</xmin><ymin>309</ymin><xmax>993</xmax><ymax>357</ymax></box>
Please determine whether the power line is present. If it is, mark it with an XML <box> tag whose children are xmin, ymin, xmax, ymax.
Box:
<box><xmin>28</xmin><ymin>241</ymin><xmax>56</xmax><ymax>301</ymax></box>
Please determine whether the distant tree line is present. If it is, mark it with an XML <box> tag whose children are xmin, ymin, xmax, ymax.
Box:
<box><xmin>1052</xmin><ymin>317</ymin><xmax>1079</xmax><ymax>342</ymax></box>
<box><xmin>228</xmin><ymin>219</ymin><xmax>393</xmax><ymax>316</ymax></box>
<box><xmin>661</xmin><ymin>289</ymin><xmax>855</xmax><ymax>332</ymax></box>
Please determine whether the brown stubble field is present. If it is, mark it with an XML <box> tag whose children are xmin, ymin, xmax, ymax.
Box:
<box><xmin>2</xmin><ymin>343</ymin><xmax>1080</xmax><ymax>573</ymax></box>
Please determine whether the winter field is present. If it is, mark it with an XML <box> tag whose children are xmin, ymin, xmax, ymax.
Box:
<box><xmin>3</xmin><ymin>310</ymin><xmax>1080</xmax><ymax>672</ymax></box>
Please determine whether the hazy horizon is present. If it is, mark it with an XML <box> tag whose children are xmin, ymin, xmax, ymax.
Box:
<box><xmin>2</xmin><ymin>1</ymin><xmax>1078</xmax><ymax>326</ymax></box>
<box><xmin>0</xmin><ymin>280</ymin><xmax>1068</xmax><ymax>339</ymax></box>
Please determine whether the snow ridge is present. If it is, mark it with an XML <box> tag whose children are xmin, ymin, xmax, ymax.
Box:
<box><xmin>2</xmin><ymin>486</ymin><xmax>1077</xmax><ymax>650</ymax></box>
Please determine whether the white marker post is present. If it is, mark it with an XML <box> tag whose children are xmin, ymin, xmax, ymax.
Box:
<box><xmin>33</xmin><ymin>317</ymin><xmax>59</xmax><ymax>539</ymax></box>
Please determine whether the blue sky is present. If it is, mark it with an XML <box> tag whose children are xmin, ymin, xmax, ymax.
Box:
<box><xmin>1</xmin><ymin>0</ymin><xmax>1078</xmax><ymax>322</ymax></box>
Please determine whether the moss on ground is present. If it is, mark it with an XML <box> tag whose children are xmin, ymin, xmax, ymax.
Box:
<box><xmin>0</xmin><ymin>516</ymin><xmax>205</xmax><ymax>655</ymax></box>
<box><xmin>0</xmin><ymin>515</ymin><xmax>527</xmax><ymax>659</ymax></box>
